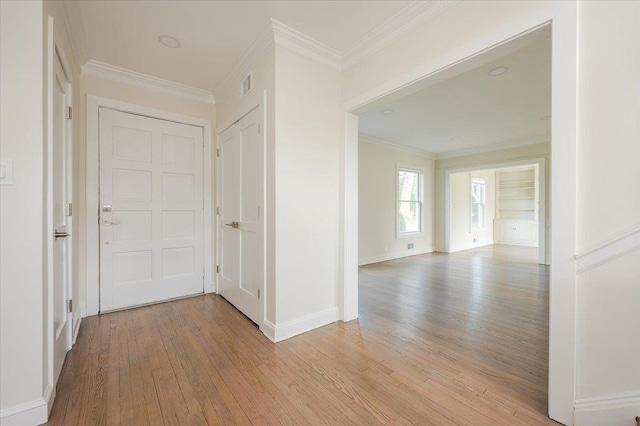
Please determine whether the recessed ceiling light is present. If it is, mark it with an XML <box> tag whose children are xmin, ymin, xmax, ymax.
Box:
<box><xmin>488</xmin><ymin>66</ymin><xmax>509</xmax><ymax>77</ymax></box>
<box><xmin>540</xmin><ymin>115</ymin><xmax>552</xmax><ymax>121</ymax></box>
<box><xmin>381</xmin><ymin>109</ymin><xmax>394</xmax><ymax>115</ymax></box>
<box><xmin>158</xmin><ymin>35</ymin><xmax>181</xmax><ymax>49</ymax></box>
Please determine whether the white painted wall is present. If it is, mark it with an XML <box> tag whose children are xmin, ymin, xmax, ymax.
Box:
<box><xmin>575</xmin><ymin>0</ymin><xmax>640</xmax><ymax>406</ymax></box>
<box><xmin>435</xmin><ymin>143</ymin><xmax>550</xmax><ymax>255</ymax></box>
<box><xmin>273</xmin><ymin>46</ymin><xmax>342</xmax><ymax>325</ymax></box>
<box><xmin>449</xmin><ymin>169</ymin><xmax>495</xmax><ymax>253</ymax></box>
<box><xmin>0</xmin><ymin>0</ymin><xmax>45</xmax><ymax>412</ymax></box>
<box><xmin>358</xmin><ymin>138</ymin><xmax>434</xmax><ymax>264</ymax></box>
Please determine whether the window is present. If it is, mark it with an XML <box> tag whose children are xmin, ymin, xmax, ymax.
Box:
<box><xmin>471</xmin><ymin>177</ymin><xmax>486</xmax><ymax>229</ymax></box>
<box><xmin>398</xmin><ymin>168</ymin><xmax>423</xmax><ymax>235</ymax></box>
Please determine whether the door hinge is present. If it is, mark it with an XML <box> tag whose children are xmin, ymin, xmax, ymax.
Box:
<box><xmin>216</xmin><ymin>265</ymin><xmax>219</xmax><ymax>273</ymax></box>
<box><xmin>216</xmin><ymin>207</ymin><xmax>219</xmax><ymax>215</ymax></box>
<box><xmin>66</xmin><ymin>299</ymin><xmax>73</xmax><ymax>313</ymax></box>
<box><xmin>66</xmin><ymin>106</ymin><xmax>72</xmax><ymax>120</ymax></box>
<box><xmin>258</xmin><ymin>288</ymin><xmax>260</xmax><ymax>299</ymax></box>
<box><xmin>66</xmin><ymin>202</ymin><xmax>73</xmax><ymax>217</ymax></box>
<box><xmin>203</xmin><ymin>266</ymin><xmax>205</xmax><ymax>279</ymax></box>
<box><xmin>258</xmin><ymin>124</ymin><xmax>261</xmax><ymax>134</ymax></box>
<box><xmin>216</xmin><ymin>149</ymin><xmax>219</xmax><ymax>157</ymax></box>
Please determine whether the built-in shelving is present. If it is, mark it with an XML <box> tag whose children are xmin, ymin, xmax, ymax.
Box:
<box><xmin>494</xmin><ymin>166</ymin><xmax>539</xmax><ymax>246</ymax></box>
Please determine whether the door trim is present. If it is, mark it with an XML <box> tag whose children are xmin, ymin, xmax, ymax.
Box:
<box><xmin>215</xmin><ymin>98</ymin><xmax>266</xmax><ymax>330</ymax></box>
<box><xmin>86</xmin><ymin>96</ymin><xmax>213</xmax><ymax>316</ymax></box>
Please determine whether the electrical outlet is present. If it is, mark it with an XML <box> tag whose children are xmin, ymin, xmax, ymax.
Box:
<box><xmin>473</xmin><ymin>237</ymin><xmax>478</xmax><ymax>243</ymax></box>
<box><xmin>407</xmin><ymin>243</ymin><xmax>414</xmax><ymax>249</ymax></box>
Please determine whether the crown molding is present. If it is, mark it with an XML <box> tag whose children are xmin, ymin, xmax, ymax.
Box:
<box><xmin>359</xmin><ymin>133</ymin><xmax>436</xmax><ymax>159</ymax></box>
<box><xmin>82</xmin><ymin>60</ymin><xmax>215</xmax><ymax>105</ymax></box>
<box><xmin>213</xmin><ymin>19</ymin><xmax>341</xmax><ymax>103</ymax></box>
<box><xmin>342</xmin><ymin>0</ymin><xmax>460</xmax><ymax>71</ymax></box>
<box><xmin>434</xmin><ymin>134</ymin><xmax>550</xmax><ymax>160</ymax></box>
<box><xmin>272</xmin><ymin>19</ymin><xmax>342</xmax><ymax>71</ymax></box>
<box><xmin>62</xmin><ymin>0</ymin><xmax>90</xmax><ymax>70</ymax></box>
<box><xmin>212</xmin><ymin>22</ymin><xmax>275</xmax><ymax>103</ymax></box>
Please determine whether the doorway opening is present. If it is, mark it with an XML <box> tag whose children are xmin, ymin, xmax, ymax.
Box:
<box><xmin>354</xmin><ymin>24</ymin><xmax>554</xmax><ymax>421</ymax></box>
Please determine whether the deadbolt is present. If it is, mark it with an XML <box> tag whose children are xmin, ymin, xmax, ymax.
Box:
<box><xmin>102</xmin><ymin>204</ymin><xmax>112</xmax><ymax>212</ymax></box>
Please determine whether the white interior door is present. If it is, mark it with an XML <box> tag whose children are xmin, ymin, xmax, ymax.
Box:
<box><xmin>218</xmin><ymin>108</ymin><xmax>262</xmax><ymax>325</ymax></box>
<box><xmin>99</xmin><ymin>109</ymin><xmax>204</xmax><ymax>312</ymax></box>
<box><xmin>53</xmin><ymin>52</ymin><xmax>72</xmax><ymax>382</ymax></box>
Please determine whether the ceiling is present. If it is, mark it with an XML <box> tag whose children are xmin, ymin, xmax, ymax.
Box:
<box><xmin>71</xmin><ymin>0</ymin><xmax>412</xmax><ymax>91</ymax></box>
<box><xmin>358</xmin><ymin>35</ymin><xmax>552</xmax><ymax>156</ymax></box>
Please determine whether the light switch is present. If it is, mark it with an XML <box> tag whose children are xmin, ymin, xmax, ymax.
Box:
<box><xmin>0</xmin><ymin>158</ymin><xmax>13</xmax><ymax>185</ymax></box>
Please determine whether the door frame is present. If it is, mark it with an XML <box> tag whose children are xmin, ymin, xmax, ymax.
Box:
<box><xmin>339</xmin><ymin>2</ymin><xmax>577</xmax><ymax>424</ymax></box>
<box><xmin>45</xmin><ymin>14</ymin><xmax>75</xmax><ymax>410</ymax></box>
<box><xmin>86</xmin><ymin>96</ymin><xmax>213</xmax><ymax>315</ymax></box>
<box><xmin>443</xmin><ymin>157</ymin><xmax>547</xmax><ymax>264</ymax></box>
<box><xmin>215</xmin><ymin>99</ymin><xmax>266</xmax><ymax>330</ymax></box>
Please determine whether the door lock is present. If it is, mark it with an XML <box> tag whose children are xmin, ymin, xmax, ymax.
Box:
<box><xmin>224</xmin><ymin>221</ymin><xmax>239</xmax><ymax>229</ymax></box>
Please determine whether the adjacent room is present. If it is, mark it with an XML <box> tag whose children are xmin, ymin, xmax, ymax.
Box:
<box><xmin>357</xmin><ymin>30</ymin><xmax>552</xmax><ymax>419</ymax></box>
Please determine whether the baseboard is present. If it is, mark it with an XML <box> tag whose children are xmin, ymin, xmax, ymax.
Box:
<box><xmin>358</xmin><ymin>247</ymin><xmax>433</xmax><ymax>266</ymax></box>
<box><xmin>574</xmin><ymin>390</ymin><xmax>640</xmax><ymax>426</ymax></box>
<box><xmin>0</xmin><ymin>383</ymin><xmax>53</xmax><ymax>426</ymax></box>
<box><xmin>262</xmin><ymin>320</ymin><xmax>277</xmax><ymax>343</ymax></box>
<box><xmin>449</xmin><ymin>241</ymin><xmax>494</xmax><ymax>253</ymax></box>
<box><xmin>261</xmin><ymin>306</ymin><xmax>340</xmax><ymax>343</ymax></box>
<box><xmin>72</xmin><ymin>316</ymin><xmax>82</xmax><ymax>343</ymax></box>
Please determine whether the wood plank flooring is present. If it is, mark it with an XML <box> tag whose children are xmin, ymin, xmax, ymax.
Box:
<box><xmin>47</xmin><ymin>244</ymin><xmax>553</xmax><ymax>425</ymax></box>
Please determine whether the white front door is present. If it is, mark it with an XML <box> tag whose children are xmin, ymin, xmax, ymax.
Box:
<box><xmin>218</xmin><ymin>108</ymin><xmax>262</xmax><ymax>325</ymax></box>
<box><xmin>53</xmin><ymin>52</ymin><xmax>72</xmax><ymax>382</ymax></box>
<box><xmin>99</xmin><ymin>109</ymin><xmax>204</xmax><ymax>312</ymax></box>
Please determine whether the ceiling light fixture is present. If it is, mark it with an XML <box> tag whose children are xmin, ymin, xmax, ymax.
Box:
<box><xmin>381</xmin><ymin>109</ymin><xmax>394</xmax><ymax>115</ymax></box>
<box><xmin>488</xmin><ymin>66</ymin><xmax>509</xmax><ymax>77</ymax></box>
<box><xmin>540</xmin><ymin>115</ymin><xmax>552</xmax><ymax>121</ymax></box>
<box><xmin>158</xmin><ymin>35</ymin><xmax>181</xmax><ymax>49</ymax></box>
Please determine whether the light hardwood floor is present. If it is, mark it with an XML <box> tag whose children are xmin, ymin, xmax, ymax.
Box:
<box><xmin>47</xmin><ymin>244</ymin><xmax>553</xmax><ymax>425</ymax></box>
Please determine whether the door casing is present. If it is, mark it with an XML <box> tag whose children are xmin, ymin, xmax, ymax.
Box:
<box><xmin>86</xmin><ymin>96</ymin><xmax>213</xmax><ymax>316</ymax></box>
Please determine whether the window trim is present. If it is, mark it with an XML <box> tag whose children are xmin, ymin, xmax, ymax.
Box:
<box><xmin>396</xmin><ymin>164</ymin><xmax>425</xmax><ymax>239</ymax></box>
<box><xmin>470</xmin><ymin>176</ymin><xmax>486</xmax><ymax>231</ymax></box>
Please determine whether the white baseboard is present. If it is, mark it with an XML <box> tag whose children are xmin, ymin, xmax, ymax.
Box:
<box><xmin>358</xmin><ymin>247</ymin><xmax>434</xmax><ymax>266</ymax></box>
<box><xmin>449</xmin><ymin>240</ymin><xmax>494</xmax><ymax>253</ymax></box>
<box><xmin>72</xmin><ymin>316</ymin><xmax>82</xmax><ymax>344</ymax></box>
<box><xmin>0</xmin><ymin>384</ymin><xmax>53</xmax><ymax>426</ymax></box>
<box><xmin>262</xmin><ymin>320</ymin><xmax>277</xmax><ymax>342</ymax></box>
<box><xmin>261</xmin><ymin>306</ymin><xmax>340</xmax><ymax>343</ymax></box>
<box><xmin>574</xmin><ymin>390</ymin><xmax>640</xmax><ymax>426</ymax></box>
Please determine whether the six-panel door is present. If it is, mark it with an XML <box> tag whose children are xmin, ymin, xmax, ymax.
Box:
<box><xmin>99</xmin><ymin>108</ymin><xmax>204</xmax><ymax>311</ymax></box>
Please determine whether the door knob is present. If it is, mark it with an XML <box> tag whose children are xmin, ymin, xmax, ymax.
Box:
<box><xmin>224</xmin><ymin>221</ymin><xmax>239</xmax><ymax>229</ymax></box>
<box><xmin>54</xmin><ymin>230</ymin><xmax>70</xmax><ymax>239</ymax></box>
<box><xmin>103</xmin><ymin>219</ymin><xmax>120</xmax><ymax>225</ymax></box>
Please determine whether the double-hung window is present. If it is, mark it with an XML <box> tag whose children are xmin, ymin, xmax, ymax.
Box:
<box><xmin>471</xmin><ymin>177</ymin><xmax>486</xmax><ymax>229</ymax></box>
<box><xmin>398</xmin><ymin>168</ymin><xmax>423</xmax><ymax>235</ymax></box>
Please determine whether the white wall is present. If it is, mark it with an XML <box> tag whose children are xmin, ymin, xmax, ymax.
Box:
<box><xmin>449</xmin><ymin>169</ymin><xmax>495</xmax><ymax>253</ymax></box>
<box><xmin>273</xmin><ymin>46</ymin><xmax>342</xmax><ymax>325</ymax></box>
<box><xmin>358</xmin><ymin>138</ymin><xmax>434</xmax><ymax>265</ymax></box>
<box><xmin>575</xmin><ymin>0</ymin><xmax>640</xmax><ymax>404</ymax></box>
<box><xmin>435</xmin><ymin>143</ymin><xmax>550</xmax><ymax>254</ymax></box>
<box><xmin>0</xmin><ymin>0</ymin><xmax>45</xmax><ymax>412</ymax></box>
